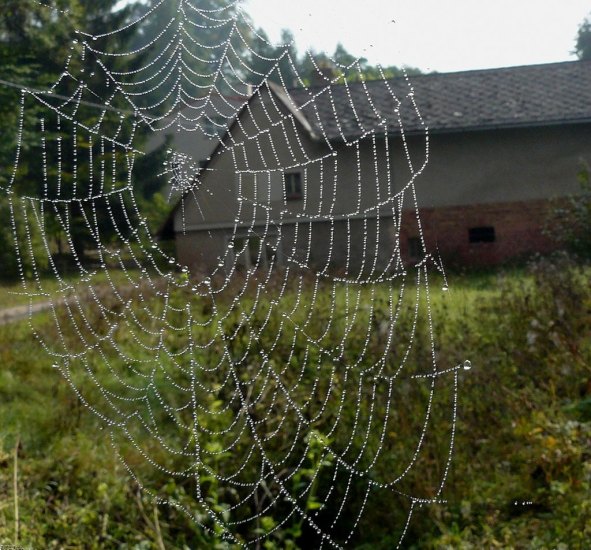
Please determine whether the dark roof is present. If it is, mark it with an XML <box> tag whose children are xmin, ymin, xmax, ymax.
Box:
<box><xmin>285</xmin><ymin>60</ymin><xmax>591</xmax><ymax>140</ymax></box>
<box><xmin>158</xmin><ymin>60</ymin><xmax>591</xmax><ymax>236</ymax></box>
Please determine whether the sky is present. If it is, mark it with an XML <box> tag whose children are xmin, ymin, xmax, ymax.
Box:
<box><xmin>242</xmin><ymin>0</ymin><xmax>591</xmax><ymax>73</ymax></box>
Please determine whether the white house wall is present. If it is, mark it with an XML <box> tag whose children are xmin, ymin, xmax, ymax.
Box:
<box><xmin>171</xmin><ymin>85</ymin><xmax>591</xmax><ymax>272</ymax></box>
<box><xmin>173</xmin><ymin>86</ymin><xmax>414</xmax><ymax>234</ymax></box>
<box><xmin>409</xmin><ymin>124</ymin><xmax>589</xmax><ymax>209</ymax></box>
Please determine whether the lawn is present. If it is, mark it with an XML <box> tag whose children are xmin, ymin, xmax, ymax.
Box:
<box><xmin>0</xmin><ymin>268</ymin><xmax>145</xmax><ymax>310</ymax></box>
<box><xmin>0</xmin><ymin>257</ymin><xmax>589</xmax><ymax>548</ymax></box>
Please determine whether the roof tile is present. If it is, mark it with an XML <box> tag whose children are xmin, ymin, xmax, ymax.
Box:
<box><xmin>287</xmin><ymin>60</ymin><xmax>591</xmax><ymax>140</ymax></box>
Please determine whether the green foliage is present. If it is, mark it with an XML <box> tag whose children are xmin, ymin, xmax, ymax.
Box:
<box><xmin>0</xmin><ymin>259</ymin><xmax>589</xmax><ymax>547</ymax></box>
<box><xmin>249</xmin><ymin>33</ymin><xmax>422</xmax><ymax>87</ymax></box>
<box><xmin>0</xmin><ymin>193</ymin><xmax>49</xmax><ymax>280</ymax></box>
<box><xmin>546</xmin><ymin>162</ymin><xmax>591</xmax><ymax>259</ymax></box>
<box><xmin>0</xmin><ymin>195</ymin><xmax>23</xmax><ymax>280</ymax></box>
<box><xmin>0</xmin><ymin>0</ymin><xmax>156</xmax><ymax>264</ymax></box>
<box><xmin>331</xmin><ymin>42</ymin><xmax>422</xmax><ymax>82</ymax></box>
<box><xmin>575</xmin><ymin>14</ymin><xmax>591</xmax><ymax>60</ymax></box>
<box><xmin>424</xmin><ymin>254</ymin><xmax>591</xmax><ymax>548</ymax></box>
<box><xmin>130</xmin><ymin>0</ymin><xmax>254</xmax><ymax>97</ymax></box>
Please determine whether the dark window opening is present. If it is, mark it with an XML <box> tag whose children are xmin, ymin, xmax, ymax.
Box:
<box><xmin>408</xmin><ymin>237</ymin><xmax>422</xmax><ymax>259</ymax></box>
<box><xmin>469</xmin><ymin>226</ymin><xmax>495</xmax><ymax>243</ymax></box>
<box><xmin>284</xmin><ymin>172</ymin><xmax>302</xmax><ymax>200</ymax></box>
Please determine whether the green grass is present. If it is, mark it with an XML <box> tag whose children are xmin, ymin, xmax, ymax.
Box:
<box><xmin>0</xmin><ymin>258</ymin><xmax>589</xmax><ymax>548</ymax></box>
<box><xmin>0</xmin><ymin>268</ymin><xmax>145</xmax><ymax>309</ymax></box>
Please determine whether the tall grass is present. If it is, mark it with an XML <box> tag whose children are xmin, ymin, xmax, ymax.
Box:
<box><xmin>0</xmin><ymin>256</ymin><xmax>589</xmax><ymax>548</ymax></box>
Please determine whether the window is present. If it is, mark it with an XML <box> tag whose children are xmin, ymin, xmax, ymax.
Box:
<box><xmin>234</xmin><ymin>237</ymin><xmax>259</xmax><ymax>270</ymax></box>
<box><xmin>408</xmin><ymin>237</ymin><xmax>422</xmax><ymax>259</ymax></box>
<box><xmin>284</xmin><ymin>172</ymin><xmax>303</xmax><ymax>200</ymax></box>
<box><xmin>469</xmin><ymin>226</ymin><xmax>495</xmax><ymax>243</ymax></box>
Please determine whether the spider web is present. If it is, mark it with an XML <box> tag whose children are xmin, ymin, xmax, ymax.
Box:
<box><xmin>3</xmin><ymin>1</ymin><xmax>471</xmax><ymax>547</ymax></box>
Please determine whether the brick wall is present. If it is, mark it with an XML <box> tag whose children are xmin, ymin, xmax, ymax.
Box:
<box><xmin>177</xmin><ymin>199</ymin><xmax>564</xmax><ymax>274</ymax></box>
<box><xmin>400</xmin><ymin>198</ymin><xmax>558</xmax><ymax>267</ymax></box>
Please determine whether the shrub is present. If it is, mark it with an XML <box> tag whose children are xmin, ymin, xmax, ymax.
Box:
<box><xmin>546</xmin><ymin>162</ymin><xmax>591</xmax><ymax>259</ymax></box>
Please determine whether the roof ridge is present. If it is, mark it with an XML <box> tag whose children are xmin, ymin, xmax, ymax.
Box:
<box><xmin>289</xmin><ymin>59</ymin><xmax>591</xmax><ymax>92</ymax></box>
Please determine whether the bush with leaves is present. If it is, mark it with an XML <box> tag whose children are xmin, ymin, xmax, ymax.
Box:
<box><xmin>546</xmin><ymin>162</ymin><xmax>591</xmax><ymax>259</ymax></box>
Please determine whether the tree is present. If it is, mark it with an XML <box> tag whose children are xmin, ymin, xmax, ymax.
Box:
<box><xmin>0</xmin><ymin>1</ymin><xmax>76</xmax><ymax>185</ymax></box>
<box><xmin>248</xmin><ymin>36</ymin><xmax>422</xmax><ymax>88</ymax></box>
<box><xmin>546</xmin><ymin>162</ymin><xmax>591</xmax><ymax>258</ymax></box>
<box><xmin>332</xmin><ymin>42</ymin><xmax>422</xmax><ymax>82</ymax></box>
<box><xmin>245</xmin><ymin>28</ymin><xmax>302</xmax><ymax>87</ymax></box>
<box><xmin>0</xmin><ymin>0</ymin><xmax>154</xmax><ymax>269</ymax></box>
<box><xmin>575</xmin><ymin>14</ymin><xmax>591</xmax><ymax>59</ymax></box>
<box><xmin>128</xmin><ymin>0</ymin><xmax>261</xmax><ymax>99</ymax></box>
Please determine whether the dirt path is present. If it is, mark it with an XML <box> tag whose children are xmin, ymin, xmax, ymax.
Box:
<box><xmin>0</xmin><ymin>300</ymin><xmax>60</xmax><ymax>326</ymax></box>
<box><xmin>0</xmin><ymin>277</ymin><xmax>166</xmax><ymax>328</ymax></box>
<box><xmin>0</xmin><ymin>278</ymin><xmax>166</xmax><ymax>326</ymax></box>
